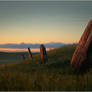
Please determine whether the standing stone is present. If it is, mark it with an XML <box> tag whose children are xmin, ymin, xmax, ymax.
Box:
<box><xmin>22</xmin><ymin>55</ymin><xmax>25</xmax><ymax>60</ymax></box>
<box><xmin>40</xmin><ymin>44</ymin><xmax>48</xmax><ymax>64</ymax></box>
<box><xmin>71</xmin><ymin>20</ymin><xmax>92</xmax><ymax>72</ymax></box>
<box><xmin>28</xmin><ymin>48</ymin><xmax>33</xmax><ymax>60</ymax></box>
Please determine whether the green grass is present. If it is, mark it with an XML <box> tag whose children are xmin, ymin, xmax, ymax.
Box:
<box><xmin>0</xmin><ymin>44</ymin><xmax>92</xmax><ymax>91</ymax></box>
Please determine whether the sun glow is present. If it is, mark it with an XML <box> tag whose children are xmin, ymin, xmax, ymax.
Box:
<box><xmin>0</xmin><ymin>48</ymin><xmax>54</xmax><ymax>52</ymax></box>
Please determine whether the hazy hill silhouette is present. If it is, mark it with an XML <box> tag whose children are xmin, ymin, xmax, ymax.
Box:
<box><xmin>0</xmin><ymin>42</ymin><xmax>65</xmax><ymax>48</ymax></box>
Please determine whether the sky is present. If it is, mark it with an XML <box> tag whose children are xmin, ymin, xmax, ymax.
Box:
<box><xmin>0</xmin><ymin>1</ymin><xmax>92</xmax><ymax>44</ymax></box>
<box><xmin>0</xmin><ymin>0</ymin><xmax>92</xmax><ymax>1</ymax></box>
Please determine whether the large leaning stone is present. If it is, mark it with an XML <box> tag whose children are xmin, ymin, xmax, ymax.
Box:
<box><xmin>71</xmin><ymin>20</ymin><xmax>92</xmax><ymax>72</ymax></box>
<box><xmin>40</xmin><ymin>44</ymin><xmax>48</xmax><ymax>64</ymax></box>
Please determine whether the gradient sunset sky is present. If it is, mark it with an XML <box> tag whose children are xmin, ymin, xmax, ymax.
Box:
<box><xmin>0</xmin><ymin>1</ymin><xmax>92</xmax><ymax>44</ymax></box>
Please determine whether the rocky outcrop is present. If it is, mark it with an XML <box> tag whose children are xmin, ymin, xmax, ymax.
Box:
<box><xmin>71</xmin><ymin>20</ymin><xmax>92</xmax><ymax>72</ymax></box>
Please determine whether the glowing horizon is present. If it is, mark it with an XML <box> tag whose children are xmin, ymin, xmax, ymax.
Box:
<box><xmin>0</xmin><ymin>41</ymin><xmax>78</xmax><ymax>44</ymax></box>
<box><xmin>0</xmin><ymin>48</ymin><xmax>54</xmax><ymax>52</ymax></box>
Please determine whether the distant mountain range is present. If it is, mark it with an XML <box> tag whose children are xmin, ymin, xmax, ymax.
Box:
<box><xmin>0</xmin><ymin>42</ymin><xmax>66</xmax><ymax>49</ymax></box>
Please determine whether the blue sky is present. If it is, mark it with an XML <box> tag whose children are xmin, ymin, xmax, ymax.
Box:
<box><xmin>0</xmin><ymin>1</ymin><xmax>92</xmax><ymax>44</ymax></box>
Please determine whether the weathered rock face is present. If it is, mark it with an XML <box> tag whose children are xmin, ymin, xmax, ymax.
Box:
<box><xmin>28</xmin><ymin>48</ymin><xmax>33</xmax><ymax>59</ymax></box>
<box><xmin>71</xmin><ymin>20</ymin><xmax>92</xmax><ymax>72</ymax></box>
<box><xmin>40</xmin><ymin>44</ymin><xmax>48</xmax><ymax>64</ymax></box>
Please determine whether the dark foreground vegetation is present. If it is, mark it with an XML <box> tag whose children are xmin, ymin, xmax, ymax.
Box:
<box><xmin>0</xmin><ymin>45</ymin><xmax>92</xmax><ymax>91</ymax></box>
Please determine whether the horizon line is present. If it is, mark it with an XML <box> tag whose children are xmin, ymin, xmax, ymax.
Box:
<box><xmin>0</xmin><ymin>42</ymin><xmax>78</xmax><ymax>45</ymax></box>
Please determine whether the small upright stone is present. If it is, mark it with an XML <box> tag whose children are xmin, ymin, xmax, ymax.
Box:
<box><xmin>40</xmin><ymin>44</ymin><xmax>48</xmax><ymax>64</ymax></box>
<box><xmin>28</xmin><ymin>48</ymin><xmax>33</xmax><ymax>60</ymax></box>
<box><xmin>22</xmin><ymin>55</ymin><xmax>25</xmax><ymax>60</ymax></box>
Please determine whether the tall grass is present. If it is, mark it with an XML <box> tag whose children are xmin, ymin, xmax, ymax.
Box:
<box><xmin>0</xmin><ymin>44</ymin><xmax>92</xmax><ymax>91</ymax></box>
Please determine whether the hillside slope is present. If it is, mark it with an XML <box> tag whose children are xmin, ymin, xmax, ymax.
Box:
<box><xmin>0</xmin><ymin>44</ymin><xmax>92</xmax><ymax>91</ymax></box>
<box><xmin>0</xmin><ymin>45</ymin><xmax>76</xmax><ymax>73</ymax></box>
